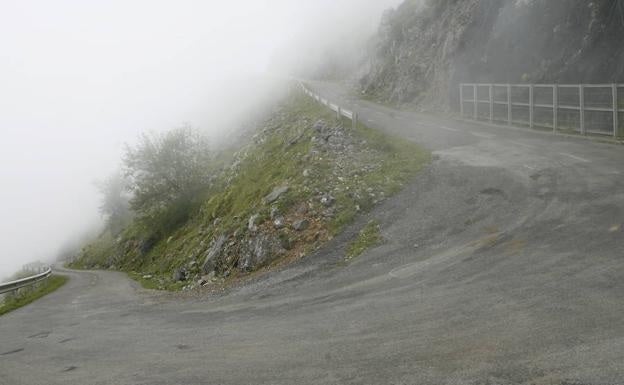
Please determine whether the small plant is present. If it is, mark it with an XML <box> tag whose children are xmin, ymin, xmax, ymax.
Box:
<box><xmin>346</xmin><ymin>220</ymin><xmax>383</xmax><ymax>260</ymax></box>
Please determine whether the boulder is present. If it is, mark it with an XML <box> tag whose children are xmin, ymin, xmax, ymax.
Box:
<box><xmin>313</xmin><ymin>120</ymin><xmax>328</xmax><ymax>132</ymax></box>
<box><xmin>197</xmin><ymin>271</ymin><xmax>215</xmax><ymax>287</ymax></box>
<box><xmin>292</xmin><ymin>219</ymin><xmax>310</xmax><ymax>231</ymax></box>
<box><xmin>202</xmin><ymin>235</ymin><xmax>227</xmax><ymax>274</ymax></box>
<box><xmin>248</xmin><ymin>214</ymin><xmax>259</xmax><ymax>232</ymax></box>
<box><xmin>320</xmin><ymin>194</ymin><xmax>335</xmax><ymax>207</ymax></box>
<box><xmin>264</xmin><ymin>185</ymin><xmax>289</xmax><ymax>204</ymax></box>
<box><xmin>239</xmin><ymin>233</ymin><xmax>285</xmax><ymax>272</ymax></box>
<box><xmin>273</xmin><ymin>216</ymin><xmax>286</xmax><ymax>229</ymax></box>
<box><xmin>173</xmin><ymin>267</ymin><xmax>187</xmax><ymax>282</ymax></box>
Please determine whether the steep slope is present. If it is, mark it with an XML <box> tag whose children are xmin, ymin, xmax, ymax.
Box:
<box><xmin>361</xmin><ymin>0</ymin><xmax>624</xmax><ymax>110</ymax></box>
<box><xmin>70</xmin><ymin>91</ymin><xmax>429</xmax><ymax>290</ymax></box>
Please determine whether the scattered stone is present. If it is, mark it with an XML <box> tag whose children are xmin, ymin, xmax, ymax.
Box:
<box><xmin>264</xmin><ymin>185</ymin><xmax>289</xmax><ymax>204</ymax></box>
<box><xmin>292</xmin><ymin>219</ymin><xmax>310</xmax><ymax>231</ymax></box>
<box><xmin>313</xmin><ymin>120</ymin><xmax>327</xmax><ymax>132</ymax></box>
<box><xmin>142</xmin><ymin>275</ymin><xmax>152</xmax><ymax>279</ymax></box>
<box><xmin>279</xmin><ymin>235</ymin><xmax>293</xmax><ymax>250</ymax></box>
<box><xmin>287</xmin><ymin>131</ymin><xmax>305</xmax><ymax>146</ymax></box>
<box><xmin>320</xmin><ymin>194</ymin><xmax>335</xmax><ymax>207</ymax></box>
<box><xmin>202</xmin><ymin>235</ymin><xmax>227</xmax><ymax>274</ymax></box>
<box><xmin>303</xmin><ymin>169</ymin><xmax>311</xmax><ymax>178</ymax></box>
<box><xmin>197</xmin><ymin>271</ymin><xmax>215</xmax><ymax>287</ymax></box>
<box><xmin>248</xmin><ymin>214</ymin><xmax>260</xmax><ymax>232</ymax></box>
<box><xmin>273</xmin><ymin>216</ymin><xmax>286</xmax><ymax>229</ymax></box>
<box><xmin>173</xmin><ymin>268</ymin><xmax>188</xmax><ymax>282</ymax></box>
<box><xmin>270</xmin><ymin>207</ymin><xmax>280</xmax><ymax>220</ymax></box>
<box><xmin>239</xmin><ymin>233</ymin><xmax>285</xmax><ymax>272</ymax></box>
<box><xmin>296</xmin><ymin>204</ymin><xmax>308</xmax><ymax>215</ymax></box>
<box><xmin>322</xmin><ymin>208</ymin><xmax>336</xmax><ymax>219</ymax></box>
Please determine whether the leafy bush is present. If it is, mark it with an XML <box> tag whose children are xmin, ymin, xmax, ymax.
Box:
<box><xmin>123</xmin><ymin>125</ymin><xmax>214</xmax><ymax>237</ymax></box>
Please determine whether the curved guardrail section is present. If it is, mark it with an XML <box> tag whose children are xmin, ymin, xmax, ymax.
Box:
<box><xmin>300</xmin><ymin>83</ymin><xmax>358</xmax><ymax>129</ymax></box>
<box><xmin>0</xmin><ymin>268</ymin><xmax>52</xmax><ymax>295</ymax></box>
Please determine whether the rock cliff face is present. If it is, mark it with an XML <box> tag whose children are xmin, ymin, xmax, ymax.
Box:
<box><xmin>360</xmin><ymin>0</ymin><xmax>624</xmax><ymax>111</ymax></box>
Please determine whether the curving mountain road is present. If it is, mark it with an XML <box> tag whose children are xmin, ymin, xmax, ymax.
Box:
<box><xmin>2</xmin><ymin>82</ymin><xmax>624</xmax><ymax>384</ymax></box>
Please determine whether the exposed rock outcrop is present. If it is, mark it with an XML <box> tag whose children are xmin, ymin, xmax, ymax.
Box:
<box><xmin>361</xmin><ymin>0</ymin><xmax>624</xmax><ymax>110</ymax></box>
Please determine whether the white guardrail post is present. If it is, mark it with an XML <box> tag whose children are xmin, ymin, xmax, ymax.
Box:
<box><xmin>0</xmin><ymin>267</ymin><xmax>52</xmax><ymax>295</ymax></box>
<box><xmin>473</xmin><ymin>85</ymin><xmax>478</xmax><ymax>120</ymax></box>
<box><xmin>489</xmin><ymin>84</ymin><xmax>494</xmax><ymax>122</ymax></box>
<box><xmin>460</xmin><ymin>84</ymin><xmax>464</xmax><ymax>118</ymax></box>
<box><xmin>507</xmin><ymin>84</ymin><xmax>512</xmax><ymax>125</ymax></box>
<box><xmin>613</xmin><ymin>83</ymin><xmax>619</xmax><ymax>138</ymax></box>
<box><xmin>553</xmin><ymin>85</ymin><xmax>558</xmax><ymax>133</ymax></box>
<box><xmin>579</xmin><ymin>84</ymin><xmax>585</xmax><ymax>135</ymax></box>
<box><xmin>529</xmin><ymin>84</ymin><xmax>534</xmax><ymax>129</ymax></box>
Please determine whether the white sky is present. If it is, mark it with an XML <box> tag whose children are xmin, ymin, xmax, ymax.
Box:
<box><xmin>0</xmin><ymin>0</ymin><xmax>401</xmax><ymax>279</ymax></box>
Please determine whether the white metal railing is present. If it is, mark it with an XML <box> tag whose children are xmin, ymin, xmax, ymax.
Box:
<box><xmin>460</xmin><ymin>83</ymin><xmax>624</xmax><ymax>137</ymax></box>
<box><xmin>300</xmin><ymin>83</ymin><xmax>358</xmax><ymax>129</ymax></box>
<box><xmin>0</xmin><ymin>267</ymin><xmax>52</xmax><ymax>295</ymax></box>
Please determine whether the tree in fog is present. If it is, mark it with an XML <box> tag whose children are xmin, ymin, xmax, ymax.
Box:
<box><xmin>123</xmin><ymin>125</ymin><xmax>213</xmax><ymax>234</ymax></box>
<box><xmin>95</xmin><ymin>171</ymin><xmax>131</xmax><ymax>235</ymax></box>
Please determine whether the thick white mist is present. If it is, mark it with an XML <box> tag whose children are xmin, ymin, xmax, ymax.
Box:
<box><xmin>0</xmin><ymin>0</ymin><xmax>401</xmax><ymax>279</ymax></box>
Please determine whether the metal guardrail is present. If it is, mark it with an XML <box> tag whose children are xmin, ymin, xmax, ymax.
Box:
<box><xmin>300</xmin><ymin>83</ymin><xmax>358</xmax><ymax>129</ymax></box>
<box><xmin>460</xmin><ymin>83</ymin><xmax>624</xmax><ymax>138</ymax></box>
<box><xmin>0</xmin><ymin>268</ymin><xmax>52</xmax><ymax>295</ymax></box>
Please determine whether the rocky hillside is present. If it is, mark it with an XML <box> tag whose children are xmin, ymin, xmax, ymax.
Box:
<box><xmin>360</xmin><ymin>0</ymin><xmax>624</xmax><ymax>110</ymax></box>
<box><xmin>70</xmin><ymin>90</ymin><xmax>429</xmax><ymax>291</ymax></box>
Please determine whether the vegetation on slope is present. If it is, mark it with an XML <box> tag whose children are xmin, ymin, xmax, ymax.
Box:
<box><xmin>0</xmin><ymin>275</ymin><xmax>68</xmax><ymax>317</ymax></box>
<box><xmin>346</xmin><ymin>220</ymin><xmax>383</xmax><ymax>261</ymax></box>
<box><xmin>70</xmin><ymin>90</ymin><xmax>429</xmax><ymax>291</ymax></box>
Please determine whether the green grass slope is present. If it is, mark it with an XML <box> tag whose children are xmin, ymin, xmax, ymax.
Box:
<box><xmin>70</xmin><ymin>91</ymin><xmax>429</xmax><ymax>290</ymax></box>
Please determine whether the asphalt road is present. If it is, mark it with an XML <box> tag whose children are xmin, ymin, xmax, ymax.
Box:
<box><xmin>2</xmin><ymin>82</ymin><xmax>624</xmax><ymax>385</ymax></box>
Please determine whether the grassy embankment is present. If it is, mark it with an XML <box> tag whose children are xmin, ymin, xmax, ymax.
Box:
<box><xmin>0</xmin><ymin>275</ymin><xmax>68</xmax><ymax>316</ymax></box>
<box><xmin>70</xmin><ymin>90</ymin><xmax>430</xmax><ymax>290</ymax></box>
<box><xmin>346</xmin><ymin>220</ymin><xmax>383</xmax><ymax>260</ymax></box>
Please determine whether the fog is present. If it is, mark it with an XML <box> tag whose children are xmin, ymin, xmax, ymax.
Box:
<box><xmin>0</xmin><ymin>0</ymin><xmax>402</xmax><ymax>280</ymax></box>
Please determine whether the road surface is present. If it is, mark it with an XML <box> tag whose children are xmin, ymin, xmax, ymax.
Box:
<box><xmin>2</xmin><ymin>82</ymin><xmax>624</xmax><ymax>384</ymax></box>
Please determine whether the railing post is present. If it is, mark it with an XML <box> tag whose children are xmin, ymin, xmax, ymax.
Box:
<box><xmin>613</xmin><ymin>84</ymin><xmax>619</xmax><ymax>138</ymax></box>
<box><xmin>460</xmin><ymin>84</ymin><xmax>464</xmax><ymax>118</ymax></box>
<box><xmin>579</xmin><ymin>84</ymin><xmax>585</xmax><ymax>134</ymax></box>
<box><xmin>352</xmin><ymin>112</ymin><xmax>358</xmax><ymax>130</ymax></box>
<box><xmin>529</xmin><ymin>84</ymin><xmax>534</xmax><ymax>129</ymax></box>
<box><xmin>507</xmin><ymin>84</ymin><xmax>512</xmax><ymax>125</ymax></box>
<box><xmin>473</xmin><ymin>84</ymin><xmax>478</xmax><ymax>120</ymax></box>
<box><xmin>553</xmin><ymin>85</ymin><xmax>558</xmax><ymax>133</ymax></box>
<box><xmin>489</xmin><ymin>84</ymin><xmax>493</xmax><ymax>122</ymax></box>
<box><xmin>337</xmin><ymin>106</ymin><xmax>341</xmax><ymax>120</ymax></box>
